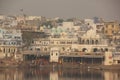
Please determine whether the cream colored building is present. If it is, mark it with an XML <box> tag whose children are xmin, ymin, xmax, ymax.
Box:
<box><xmin>29</xmin><ymin>38</ymin><xmax>50</xmax><ymax>53</ymax></box>
<box><xmin>78</xmin><ymin>20</ymin><xmax>113</xmax><ymax>54</ymax></box>
<box><xmin>103</xmin><ymin>21</ymin><xmax>119</xmax><ymax>38</ymax></box>
<box><xmin>50</xmin><ymin>37</ymin><xmax>78</xmax><ymax>54</ymax></box>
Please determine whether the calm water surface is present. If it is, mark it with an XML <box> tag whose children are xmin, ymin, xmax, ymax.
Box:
<box><xmin>0</xmin><ymin>68</ymin><xmax>120</xmax><ymax>80</ymax></box>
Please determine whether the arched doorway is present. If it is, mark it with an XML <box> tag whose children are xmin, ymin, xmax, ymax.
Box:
<box><xmin>82</xmin><ymin>48</ymin><xmax>87</xmax><ymax>52</ymax></box>
<box><xmin>104</xmin><ymin>48</ymin><xmax>108</xmax><ymax>52</ymax></box>
<box><xmin>93</xmin><ymin>48</ymin><xmax>98</xmax><ymax>52</ymax></box>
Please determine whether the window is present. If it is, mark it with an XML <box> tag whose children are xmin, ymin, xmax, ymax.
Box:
<box><xmin>60</xmin><ymin>42</ymin><xmax>65</xmax><ymax>44</ymax></box>
<box><xmin>8</xmin><ymin>48</ymin><xmax>10</xmax><ymax>53</ymax></box>
<box><xmin>106</xmin><ymin>25</ymin><xmax>108</xmax><ymax>28</ymax></box>
<box><xmin>51</xmin><ymin>53</ymin><xmax>53</xmax><ymax>56</ymax></box>
<box><xmin>32</xmin><ymin>41</ymin><xmax>34</xmax><ymax>44</ymax></box>
<box><xmin>104</xmin><ymin>48</ymin><xmax>108</xmax><ymax>51</ymax></box>
<box><xmin>82</xmin><ymin>48</ymin><xmax>87</xmax><ymax>52</ymax></box>
<box><xmin>105</xmin><ymin>30</ymin><xmax>107</xmax><ymax>33</ymax></box>
<box><xmin>112</xmin><ymin>31</ymin><xmax>114</xmax><ymax>34</ymax></box>
<box><xmin>95</xmin><ymin>40</ymin><xmax>99</xmax><ymax>44</ymax></box>
<box><xmin>56</xmin><ymin>53</ymin><xmax>58</xmax><ymax>56</ymax></box>
<box><xmin>36</xmin><ymin>48</ymin><xmax>40</xmax><ymax>51</ymax></box>
<box><xmin>92</xmin><ymin>40</ymin><xmax>94</xmax><ymax>44</ymax></box>
<box><xmin>44</xmin><ymin>47</ymin><xmax>47</xmax><ymax>51</ymax></box>
<box><xmin>82</xmin><ymin>40</ymin><xmax>85</xmax><ymax>44</ymax></box>
<box><xmin>112</xmin><ymin>25</ymin><xmax>114</xmax><ymax>28</ymax></box>
<box><xmin>87</xmin><ymin>23</ymin><xmax>89</xmax><ymax>25</ymax></box>
<box><xmin>62</xmin><ymin>47</ymin><xmax>65</xmax><ymax>51</ymax></box>
<box><xmin>86</xmin><ymin>40</ymin><xmax>89</xmax><ymax>44</ymax></box>
<box><xmin>3</xmin><ymin>48</ymin><xmax>5</xmax><ymax>53</ymax></box>
<box><xmin>93</xmin><ymin>48</ymin><xmax>98</xmax><ymax>52</ymax></box>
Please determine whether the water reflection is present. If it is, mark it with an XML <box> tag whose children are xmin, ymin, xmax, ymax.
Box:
<box><xmin>0</xmin><ymin>68</ymin><xmax>120</xmax><ymax>80</ymax></box>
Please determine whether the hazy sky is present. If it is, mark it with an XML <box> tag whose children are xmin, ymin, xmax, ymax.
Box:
<box><xmin>0</xmin><ymin>0</ymin><xmax>120</xmax><ymax>21</ymax></box>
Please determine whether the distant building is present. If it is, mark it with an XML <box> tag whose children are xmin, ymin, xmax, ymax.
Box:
<box><xmin>50</xmin><ymin>37</ymin><xmax>78</xmax><ymax>55</ymax></box>
<box><xmin>29</xmin><ymin>37</ymin><xmax>50</xmax><ymax>53</ymax></box>
<box><xmin>78</xmin><ymin>23</ymin><xmax>112</xmax><ymax>53</ymax></box>
<box><xmin>1</xmin><ymin>15</ymin><xmax>18</xmax><ymax>28</ymax></box>
<box><xmin>0</xmin><ymin>28</ymin><xmax>22</xmax><ymax>58</ymax></box>
<box><xmin>50</xmin><ymin>47</ymin><xmax>59</xmax><ymax>62</ymax></box>
<box><xmin>103</xmin><ymin>21</ymin><xmax>120</xmax><ymax>38</ymax></box>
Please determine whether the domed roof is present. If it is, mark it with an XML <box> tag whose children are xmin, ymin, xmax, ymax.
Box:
<box><xmin>47</xmin><ymin>25</ymin><xmax>51</xmax><ymax>28</ymax></box>
<box><xmin>51</xmin><ymin>27</ymin><xmax>56</xmax><ymax>32</ymax></box>
<box><xmin>56</xmin><ymin>27</ymin><xmax>63</xmax><ymax>33</ymax></box>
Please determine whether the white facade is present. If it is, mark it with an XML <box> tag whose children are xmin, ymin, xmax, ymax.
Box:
<box><xmin>79</xmin><ymin>26</ymin><xmax>109</xmax><ymax>53</ymax></box>
<box><xmin>62</xmin><ymin>22</ymin><xmax>80</xmax><ymax>31</ymax></box>
<box><xmin>104</xmin><ymin>52</ymin><xmax>113</xmax><ymax>65</ymax></box>
<box><xmin>0</xmin><ymin>28</ymin><xmax>22</xmax><ymax>58</ymax></box>
<box><xmin>50</xmin><ymin>47</ymin><xmax>59</xmax><ymax>62</ymax></box>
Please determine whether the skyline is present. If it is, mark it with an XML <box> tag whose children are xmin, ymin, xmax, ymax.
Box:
<box><xmin>0</xmin><ymin>0</ymin><xmax>120</xmax><ymax>21</ymax></box>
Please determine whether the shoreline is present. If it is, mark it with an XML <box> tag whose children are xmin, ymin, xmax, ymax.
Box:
<box><xmin>0</xmin><ymin>62</ymin><xmax>120</xmax><ymax>70</ymax></box>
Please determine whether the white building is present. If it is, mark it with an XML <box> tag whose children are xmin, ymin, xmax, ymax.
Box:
<box><xmin>78</xmin><ymin>20</ymin><xmax>112</xmax><ymax>53</ymax></box>
<box><xmin>0</xmin><ymin>28</ymin><xmax>22</xmax><ymax>58</ymax></box>
<box><xmin>50</xmin><ymin>47</ymin><xmax>59</xmax><ymax>63</ymax></box>
<box><xmin>29</xmin><ymin>38</ymin><xmax>50</xmax><ymax>53</ymax></box>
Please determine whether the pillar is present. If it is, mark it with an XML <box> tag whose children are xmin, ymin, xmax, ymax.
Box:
<box><xmin>104</xmin><ymin>51</ymin><xmax>113</xmax><ymax>65</ymax></box>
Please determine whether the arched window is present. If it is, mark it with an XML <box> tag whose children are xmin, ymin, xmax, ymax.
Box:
<box><xmin>36</xmin><ymin>48</ymin><xmax>40</xmax><ymax>51</ymax></box>
<box><xmin>78</xmin><ymin>38</ymin><xmax>81</xmax><ymax>44</ymax></box>
<box><xmin>95</xmin><ymin>40</ymin><xmax>99</xmax><ymax>44</ymax></box>
<box><xmin>86</xmin><ymin>40</ymin><xmax>89</xmax><ymax>44</ymax></box>
<box><xmin>92</xmin><ymin>40</ymin><xmax>94</xmax><ymax>44</ymax></box>
<box><xmin>56</xmin><ymin>53</ymin><xmax>58</xmax><ymax>56</ymax></box>
<box><xmin>3</xmin><ymin>48</ymin><xmax>5</xmax><ymax>53</ymax></box>
<box><xmin>93</xmin><ymin>48</ymin><xmax>98</xmax><ymax>52</ymax></box>
<box><xmin>44</xmin><ymin>47</ymin><xmax>47</xmax><ymax>51</ymax></box>
<box><xmin>101</xmin><ymin>48</ymin><xmax>104</xmax><ymax>52</ymax></box>
<box><xmin>62</xmin><ymin>47</ymin><xmax>65</xmax><ymax>51</ymax></box>
<box><xmin>8</xmin><ymin>48</ymin><xmax>10</xmax><ymax>53</ymax></box>
<box><xmin>82</xmin><ymin>40</ymin><xmax>85</xmax><ymax>44</ymax></box>
<box><xmin>51</xmin><ymin>53</ymin><xmax>53</xmax><ymax>56</ymax></box>
<box><xmin>104</xmin><ymin>48</ymin><xmax>108</xmax><ymax>52</ymax></box>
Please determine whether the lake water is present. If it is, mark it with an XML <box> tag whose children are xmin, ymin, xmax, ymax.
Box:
<box><xmin>0</xmin><ymin>68</ymin><xmax>120</xmax><ymax>80</ymax></box>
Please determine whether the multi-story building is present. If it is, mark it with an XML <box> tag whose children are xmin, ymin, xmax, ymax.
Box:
<box><xmin>103</xmin><ymin>21</ymin><xmax>120</xmax><ymax>38</ymax></box>
<box><xmin>50</xmin><ymin>22</ymin><xmax>79</xmax><ymax>54</ymax></box>
<box><xmin>1</xmin><ymin>15</ymin><xmax>18</xmax><ymax>28</ymax></box>
<box><xmin>50</xmin><ymin>37</ymin><xmax>78</xmax><ymax>54</ymax></box>
<box><xmin>30</xmin><ymin>37</ymin><xmax>50</xmax><ymax>53</ymax></box>
<box><xmin>0</xmin><ymin>28</ymin><xmax>22</xmax><ymax>58</ymax></box>
<box><xmin>78</xmin><ymin>28</ymin><xmax>110</xmax><ymax>53</ymax></box>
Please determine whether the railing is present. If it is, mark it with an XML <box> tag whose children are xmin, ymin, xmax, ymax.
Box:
<box><xmin>22</xmin><ymin>50</ymin><xmax>104</xmax><ymax>58</ymax></box>
<box><xmin>60</xmin><ymin>51</ymin><xmax>104</xmax><ymax>55</ymax></box>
